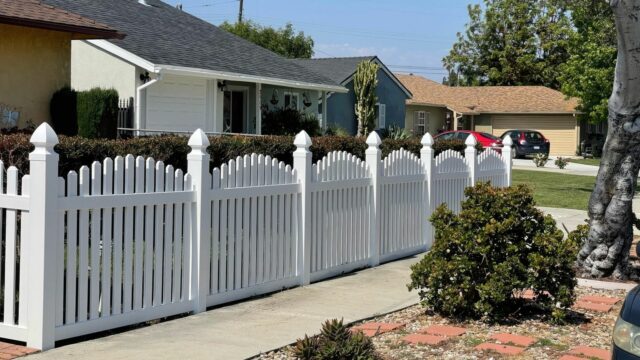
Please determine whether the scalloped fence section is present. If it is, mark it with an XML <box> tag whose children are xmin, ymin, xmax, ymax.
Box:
<box><xmin>2</xmin><ymin>126</ymin><xmax>510</xmax><ymax>350</ymax></box>
<box><xmin>380</xmin><ymin>149</ymin><xmax>428</xmax><ymax>263</ymax></box>
<box><xmin>207</xmin><ymin>154</ymin><xmax>300</xmax><ymax>306</ymax></box>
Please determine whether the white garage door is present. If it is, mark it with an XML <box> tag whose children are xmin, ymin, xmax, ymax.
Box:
<box><xmin>491</xmin><ymin>115</ymin><xmax>578</xmax><ymax>156</ymax></box>
<box><xmin>146</xmin><ymin>75</ymin><xmax>207</xmax><ymax>132</ymax></box>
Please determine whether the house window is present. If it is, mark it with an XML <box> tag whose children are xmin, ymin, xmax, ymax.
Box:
<box><xmin>284</xmin><ymin>91</ymin><xmax>300</xmax><ymax>110</ymax></box>
<box><xmin>414</xmin><ymin>111</ymin><xmax>429</xmax><ymax>136</ymax></box>
<box><xmin>376</xmin><ymin>103</ymin><xmax>386</xmax><ymax>129</ymax></box>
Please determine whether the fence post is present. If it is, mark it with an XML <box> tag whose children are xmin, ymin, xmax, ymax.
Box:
<box><xmin>293</xmin><ymin>131</ymin><xmax>312</xmax><ymax>285</ymax></box>
<box><xmin>187</xmin><ymin>129</ymin><xmax>211</xmax><ymax>314</ymax></box>
<box><xmin>26</xmin><ymin>123</ymin><xmax>59</xmax><ymax>350</ymax></box>
<box><xmin>502</xmin><ymin>136</ymin><xmax>513</xmax><ymax>186</ymax></box>
<box><xmin>420</xmin><ymin>133</ymin><xmax>434</xmax><ymax>249</ymax></box>
<box><xmin>465</xmin><ymin>135</ymin><xmax>477</xmax><ymax>186</ymax></box>
<box><xmin>365</xmin><ymin>131</ymin><xmax>382</xmax><ymax>267</ymax></box>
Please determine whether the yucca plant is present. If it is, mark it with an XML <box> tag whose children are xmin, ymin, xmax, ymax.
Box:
<box><xmin>354</xmin><ymin>60</ymin><xmax>379</xmax><ymax>137</ymax></box>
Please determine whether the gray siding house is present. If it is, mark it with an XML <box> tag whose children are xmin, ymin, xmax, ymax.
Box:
<box><xmin>292</xmin><ymin>56</ymin><xmax>412</xmax><ymax>135</ymax></box>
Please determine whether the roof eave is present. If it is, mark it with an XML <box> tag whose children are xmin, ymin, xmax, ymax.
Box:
<box><xmin>0</xmin><ymin>15</ymin><xmax>124</xmax><ymax>39</ymax></box>
<box><xmin>159</xmin><ymin>65</ymin><xmax>348</xmax><ymax>93</ymax></box>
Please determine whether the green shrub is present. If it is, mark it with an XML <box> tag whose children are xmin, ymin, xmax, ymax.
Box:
<box><xmin>262</xmin><ymin>108</ymin><xmax>321</xmax><ymax>136</ymax></box>
<box><xmin>408</xmin><ymin>182</ymin><xmax>578</xmax><ymax>323</ymax></box>
<box><xmin>533</xmin><ymin>153</ymin><xmax>549</xmax><ymax>167</ymax></box>
<box><xmin>50</xmin><ymin>87</ymin><xmax>78</xmax><ymax>136</ymax></box>
<box><xmin>293</xmin><ymin>319</ymin><xmax>379</xmax><ymax>360</ymax></box>
<box><xmin>0</xmin><ymin>133</ymin><xmax>484</xmax><ymax>177</ymax></box>
<box><xmin>555</xmin><ymin>157</ymin><xmax>568</xmax><ymax>169</ymax></box>
<box><xmin>379</xmin><ymin>125</ymin><xmax>412</xmax><ymax>140</ymax></box>
<box><xmin>77</xmin><ymin>88</ymin><xmax>119</xmax><ymax>139</ymax></box>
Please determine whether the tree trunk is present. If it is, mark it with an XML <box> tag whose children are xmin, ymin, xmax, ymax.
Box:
<box><xmin>578</xmin><ymin>0</ymin><xmax>640</xmax><ymax>279</ymax></box>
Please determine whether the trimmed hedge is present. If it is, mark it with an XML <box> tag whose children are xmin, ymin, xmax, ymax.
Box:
<box><xmin>77</xmin><ymin>88</ymin><xmax>119</xmax><ymax>139</ymax></box>
<box><xmin>0</xmin><ymin>134</ymin><xmax>483</xmax><ymax>177</ymax></box>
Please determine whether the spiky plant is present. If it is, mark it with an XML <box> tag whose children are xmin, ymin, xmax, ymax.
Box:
<box><xmin>291</xmin><ymin>319</ymin><xmax>380</xmax><ymax>360</ymax></box>
<box><xmin>293</xmin><ymin>335</ymin><xmax>319</xmax><ymax>360</ymax></box>
<box><xmin>354</xmin><ymin>60</ymin><xmax>379</xmax><ymax>137</ymax></box>
<box><xmin>320</xmin><ymin>319</ymin><xmax>351</xmax><ymax>343</ymax></box>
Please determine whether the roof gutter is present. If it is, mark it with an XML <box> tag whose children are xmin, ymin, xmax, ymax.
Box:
<box><xmin>158</xmin><ymin>65</ymin><xmax>348</xmax><ymax>93</ymax></box>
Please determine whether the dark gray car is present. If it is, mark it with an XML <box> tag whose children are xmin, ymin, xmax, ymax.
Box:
<box><xmin>500</xmin><ymin>130</ymin><xmax>550</xmax><ymax>158</ymax></box>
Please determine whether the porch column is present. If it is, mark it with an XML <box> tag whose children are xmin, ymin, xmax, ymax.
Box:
<box><xmin>452</xmin><ymin>111</ymin><xmax>458</xmax><ymax>130</ymax></box>
<box><xmin>256</xmin><ymin>83</ymin><xmax>262</xmax><ymax>134</ymax></box>
<box><xmin>322</xmin><ymin>91</ymin><xmax>328</xmax><ymax>130</ymax></box>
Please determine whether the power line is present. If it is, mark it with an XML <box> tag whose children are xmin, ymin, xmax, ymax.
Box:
<box><xmin>183</xmin><ymin>0</ymin><xmax>238</xmax><ymax>9</ymax></box>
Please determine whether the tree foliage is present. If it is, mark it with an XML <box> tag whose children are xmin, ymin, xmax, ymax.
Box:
<box><xmin>559</xmin><ymin>0</ymin><xmax>616</xmax><ymax>124</ymax></box>
<box><xmin>443</xmin><ymin>0</ymin><xmax>571</xmax><ymax>89</ymax></box>
<box><xmin>220</xmin><ymin>20</ymin><xmax>314</xmax><ymax>59</ymax></box>
<box><xmin>353</xmin><ymin>60</ymin><xmax>379</xmax><ymax>137</ymax></box>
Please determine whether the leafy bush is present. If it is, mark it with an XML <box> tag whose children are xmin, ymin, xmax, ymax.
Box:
<box><xmin>0</xmin><ymin>133</ymin><xmax>485</xmax><ymax>177</ymax></box>
<box><xmin>533</xmin><ymin>153</ymin><xmax>549</xmax><ymax>167</ymax></box>
<box><xmin>50</xmin><ymin>87</ymin><xmax>78</xmax><ymax>136</ymax></box>
<box><xmin>324</xmin><ymin>124</ymin><xmax>350</xmax><ymax>137</ymax></box>
<box><xmin>408</xmin><ymin>182</ymin><xmax>578</xmax><ymax>323</ymax></box>
<box><xmin>555</xmin><ymin>157</ymin><xmax>568</xmax><ymax>169</ymax></box>
<box><xmin>77</xmin><ymin>88</ymin><xmax>119</xmax><ymax>139</ymax></box>
<box><xmin>262</xmin><ymin>108</ymin><xmax>321</xmax><ymax>136</ymax></box>
<box><xmin>293</xmin><ymin>319</ymin><xmax>379</xmax><ymax>360</ymax></box>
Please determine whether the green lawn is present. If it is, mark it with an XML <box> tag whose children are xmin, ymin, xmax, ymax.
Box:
<box><xmin>568</xmin><ymin>158</ymin><xmax>601</xmax><ymax>166</ymax></box>
<box><xmin>512</xmin><ymin>170</ymin><xmax>595</xmax><ymax>210</ymax></box>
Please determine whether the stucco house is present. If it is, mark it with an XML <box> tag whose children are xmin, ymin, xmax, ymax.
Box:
<box><xmin>42</xmin><ymin>0</ymin><xmax>345</xmax><ymax>135</ymax></box>
<box><xmin>0</xmin><ymin>0</ymin><xmax>122</xmax><ymax>128</ymax></box>
<box><xmin>292</xmin><ymin>56</ymin><xmax>412</xmax><ymax>135</ymax></box>
<box><xmin>397</xmin><ymin>74</ymin><xmax>580</xmax><ymax>156</ymax></box>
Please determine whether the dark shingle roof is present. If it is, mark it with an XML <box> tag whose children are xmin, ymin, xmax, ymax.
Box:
<box><xmin>0</xmin><ymin>0</ymin><xmax>123</xmax><ymax>39</ymax></box>
<box><xmin>290</xmin><ymin>56</ymin><xmax>376</xmax><ymax>84</ymax></box>
<box><xmin>41</xmin><ymin>0</ymin><xmax>340</xmax><ymax>88</ymax></box>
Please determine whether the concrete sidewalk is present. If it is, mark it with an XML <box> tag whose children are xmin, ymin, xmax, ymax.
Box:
<box><xmin>31</xmin><ymin>257</ymin><xmax>421</xmax><ymax>360</ymax></box>
<box><xmin>513</xmin><ymin>158</ymin><xmax>599</xmax><ymax>177</ymax></box>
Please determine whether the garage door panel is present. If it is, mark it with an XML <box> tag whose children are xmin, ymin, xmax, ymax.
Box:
<box><xmin>491</xmin><ymin>115</ymin><xmax>577</xmax><ymax>156</ymax></box>
<box><xmin>146</xmin><ymin>75</ymin><xmax>207</xmax><ymax>132</ymax></box>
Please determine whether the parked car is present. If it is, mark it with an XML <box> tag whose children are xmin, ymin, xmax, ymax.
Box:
<box><xmin>434</xmin><ymin>130</ymin><xmax>503</xmax><ymax>153</ymax></box>
<box><xmin>500</xmin><ymin>130</ymin><xmax>550</xmax><ymax>158</ymax></box>
<box><xmin>613</xmin><ymin>285</ymin><xmax>640</xmax><ymax>359</ymax></box>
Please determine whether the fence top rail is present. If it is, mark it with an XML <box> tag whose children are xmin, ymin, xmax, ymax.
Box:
<box><xmin>382</xmin><ymin>148</ymin><xmax>424</xmax><ymax>177</ymax></box>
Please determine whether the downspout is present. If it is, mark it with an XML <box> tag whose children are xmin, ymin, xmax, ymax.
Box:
<box><xmin>135</xmin><ymin>72</ymin><xmax>163</xmax><ymax>136</ymax></box>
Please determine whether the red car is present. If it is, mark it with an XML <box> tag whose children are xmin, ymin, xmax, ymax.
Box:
<box><xmin>434</xmin><ymin>130</ymin><xmax>503</xmax><ymax>153</ymax></box>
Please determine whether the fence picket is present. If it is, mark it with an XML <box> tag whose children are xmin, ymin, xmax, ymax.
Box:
<box><xmin>113</xmin><ymin>156</ymin><xmax>125</xmax><ymax>315</ymax></box>
<box><xmin>102</xmin><ymin>158</ymin><xmax>114</xmax><ymax>317</ymax></box>
<box><xmin>153</xmin><ymin>161</ymin><xmax>165</xmax><ymax>306</ymax></box>
<box><xmin>144</xmin><ymin>158</ymin><xmax>155</xmax><ymax>308</ymax></box>
<box><xmin>4</xmin><ymin>167</ymin><xmax>18</xmax><ymax>324</ymax></box>
<box><xmin>90</xmin><ymin>161</ymin><xmax>102</xmax><ymax>320</ymax></box>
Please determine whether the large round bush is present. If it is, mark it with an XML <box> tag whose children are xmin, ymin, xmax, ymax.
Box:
<box><xmin>409</xmin><ymin>182</ymin><xmax>578</xmax><ymax>322</ymax></box>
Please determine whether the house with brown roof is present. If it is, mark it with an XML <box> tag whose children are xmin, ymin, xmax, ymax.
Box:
<box><xmin>396</xmin><ymin>74</ymin><xmax>581</xmax><ymax>156</ymax></box>
<box><xmin>0</xmin><ymin>0</ymin><xmax>122</xmax><ymax>128</ymax></box>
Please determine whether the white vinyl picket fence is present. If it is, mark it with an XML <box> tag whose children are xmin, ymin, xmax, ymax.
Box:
<box><xmin>0</xmin><ymin>124</ymin><xmax>512</xmax><ymax>350</ymax></box>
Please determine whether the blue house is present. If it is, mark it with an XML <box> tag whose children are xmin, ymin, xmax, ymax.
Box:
<box><xmin>292</xmin><ymin>56</ymin><xmax>412</xmax><ymax>135</ymax></box>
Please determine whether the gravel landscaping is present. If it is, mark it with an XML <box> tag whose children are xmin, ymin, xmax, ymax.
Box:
<box><xmin>256</xmin><ymin>285</ymin><xmax>629</xmax><ymax>359</ymax></box>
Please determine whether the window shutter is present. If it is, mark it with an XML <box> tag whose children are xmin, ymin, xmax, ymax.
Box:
<box><xmin>379</xmin><ymin>104</ymin><xmax>386</xmax><ymax>128</ymax></box>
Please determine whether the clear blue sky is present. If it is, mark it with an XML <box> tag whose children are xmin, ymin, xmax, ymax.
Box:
<box><xmin>164</xmin><ymin>0</ymin><xmax>482</xmax><ymax>81</ymax></box>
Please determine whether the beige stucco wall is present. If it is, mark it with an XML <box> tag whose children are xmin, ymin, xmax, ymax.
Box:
<box><xmin>71</xmin><ymin>41</ymin><xmax>138</xmax><ymax>100</ymax></box>
<box><xmin>405</xmin><ymin>105</ymin><xmax>447</xmax><ymax>136</ymax></box>
<box><xmin>0</xmin><ymin>23</ymin><xmax>72</xmax><ymax>127</ymax></box>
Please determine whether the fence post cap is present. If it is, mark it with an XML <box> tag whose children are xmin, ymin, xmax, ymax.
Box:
<box><xmin>294</xmin><ymin>130</ymin><xmax>312</xmax><ymax>149</ymax></box>
<box><xmin>502</xmin><ymin>135</ymin><xmax>513</xmax><ymax>146</ymax></box>
<box><xmin>188</xmin><ymin>129</ymin><xmax>210</xmax><ymax>149</ymax></box>
<box><xmin>421</xmin><ymin>132</ymin><xmax>434</xmax><ymax>146</ymax></box>
<box><xmin>30</xmin><ymin>123</ymin><xmax>59</xmax><ymax>149</ymax></box>
<box><xmin>366</xmin><ymin>131</ymin><xmax>382</xmax><ymax>147</ymax></box>
<box><xmin>465</xmin><ymin>134</ymin><xmax>477</xmax><ymax>146</ymax></box>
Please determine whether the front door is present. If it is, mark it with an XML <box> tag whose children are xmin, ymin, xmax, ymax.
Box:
<box><xmin>223</xmin><ymin>90</ymin><xmax>246</xmax><ymax>133</ymax></box>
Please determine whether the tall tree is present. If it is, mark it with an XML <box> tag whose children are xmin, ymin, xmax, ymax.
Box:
<box><xmin>578</xmin><ymin>0</ymin><xmax>640</xmax><ymax>279</ymax></box>
<box><xmin>220</xmin><ymin>20</ymin><xmax>314</xmax><ymax>59</ymax></box>
<box><xmin>353</xmin><ymin>60</ymin><xmax>379</xmax><ymax>137</ymax></box>
<box><xmin>559</xmin><ymin>0</ymin><xmax>616</xmax><ymax>125</ymax></box>
<box><xmin>443</xmin><ymin>0</ymin><xmax>571</xmax><ymax>89</ymax></box>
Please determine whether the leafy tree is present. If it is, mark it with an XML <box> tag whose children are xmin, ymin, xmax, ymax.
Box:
<box><xmin>559</xmin><ymin>0</ymin><xmax>616</xmax><ymax>124</ymax></box>
<box><xmin>220</xmin><ymin>20</ymin><xmax>314</xmax><ymax>59</ymax></box>
<box><xmin>353</xmin><ymin>60</ymin><xmax>379</xmax><ymax>137</ymax></box>
<box><xmin>443</xmin><ymin>0</ymin><xmax>571</xmax><ymax>89</ymax></box>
